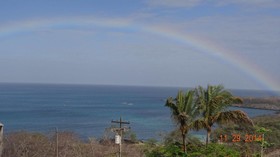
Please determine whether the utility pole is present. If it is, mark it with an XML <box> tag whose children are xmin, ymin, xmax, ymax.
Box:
<box><xmin>261</xmin><ymin>133</ymin><xmax>264</xmax><ymax>157</ymax></box>
<box><xmin>0</xmin><ymin>123</ymin><xmax>3</xmax><ymax>157</ymax></box>
<box><xmin>111</xmin><ymin>117</ymin><xmax>130</xmax><ymax>157</ymax></box>
<box><xmin>55</xmin><ymin>127</ymin><xmax>58</xmax><ymax>157</ymax></box>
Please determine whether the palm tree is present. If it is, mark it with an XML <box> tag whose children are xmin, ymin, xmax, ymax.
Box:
<box><xmin>165</xmin><ymin>90</ymin><xmax>199</xmax><ymax>153</ymax></box>
<box><xmin>194</xmin><ymin>85</ymin><xmax>253</xmax><ymax>145</ymax></box>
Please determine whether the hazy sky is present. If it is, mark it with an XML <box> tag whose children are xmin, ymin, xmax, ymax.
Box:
<box><xmin>0</xmin><ymin>0</ymin><xmax>280</xmax><ymax>90</ymax></box>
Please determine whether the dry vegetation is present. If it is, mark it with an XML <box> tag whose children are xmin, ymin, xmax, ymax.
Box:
<box><xmin>2</xmin><ymin>131</ymin><xmax>145</xmax><ymax>157</ymax></box>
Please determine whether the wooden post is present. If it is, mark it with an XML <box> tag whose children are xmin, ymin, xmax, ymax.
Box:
<box><xmin>0</xmin><ymin>123</ymin><xmax>3</xmax><ymax>157</ymax></box>
<box><xmin>111</xmin><ymin>117</ymin><xmax>130</xmax><ymax>157</ymax></box>
<box><xmin>261</xmin><ymin>133</ymin><xmax>264</xmax><ymax>157</ymax></box>
<box><xmin>56</xmin><ymin>127</ymin><xmax>58</xmax><ymax>157</ymax></box>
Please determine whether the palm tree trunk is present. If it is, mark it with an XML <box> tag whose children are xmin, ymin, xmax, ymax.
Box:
<box><xmin>182</xmin><ymin>132</ymin><xmax>186</xmax><ymax>153</ymax></box>
<box><xmin>206</xmin><ymin>129</ymin><xmax>211</xmax><ymax>146</ymax></box>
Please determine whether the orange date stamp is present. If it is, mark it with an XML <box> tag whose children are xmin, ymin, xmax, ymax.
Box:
<box><xmin>219</xmin><ymin>134</ymin><xmax>263</xmax><ymax>143</ymax></box>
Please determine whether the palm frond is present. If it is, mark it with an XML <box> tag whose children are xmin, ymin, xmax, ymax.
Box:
<box><xmin>192</xmin><ymin>119</ymin><xmax>207</xmax><ymax>131</ymax></box>
<box><xmin>165</xmin><ymin>90</ymin><xmax>199</xmax><ymax>130</ymax></box>
<box><xmin>216</xmin><ymin>110</ymin><xmax>253</xmax><ymax>126</ymax></box>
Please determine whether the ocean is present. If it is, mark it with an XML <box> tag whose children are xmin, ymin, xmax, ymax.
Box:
<box><xmin>0</xmin><ymin>83</ymin><xmax>278</xmax><ymax>140</ymax></box>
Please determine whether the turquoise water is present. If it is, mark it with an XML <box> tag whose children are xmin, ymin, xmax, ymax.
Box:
<box><xmin>0</xmin><ymin>83</ymin><xmax>277</xmax><ymax>140</ymax></box>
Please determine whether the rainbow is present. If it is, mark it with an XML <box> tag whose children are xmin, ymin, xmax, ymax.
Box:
<box><xmin>0</xmin><ymin>17</ymin><xmax>279</xmax><ymax>91</ymax></box>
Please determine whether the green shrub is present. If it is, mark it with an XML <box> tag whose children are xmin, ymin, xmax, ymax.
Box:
<box><xmin>145</xmin><ymin>143</ymin><xmax>187</xmax><ymax>157</ymax></box>
<box><xmin>145</xmin><ymin>143</ymin><xmax>240</xmax><ymax>157</ymax></box>
<box><xmin>188</xmin><ymin>143</ymin><xmax>240</xmax><ymax>157</ymax></box>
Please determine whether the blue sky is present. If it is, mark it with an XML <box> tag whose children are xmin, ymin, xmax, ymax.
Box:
<box><xmin>0</xmin><ymin>0</ymin><xmax>280</xmax><ymax>90</ymax></box>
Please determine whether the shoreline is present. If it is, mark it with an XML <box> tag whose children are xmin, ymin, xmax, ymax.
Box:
<box><xmin>232</xmin><ymin>96</ymin><xmax>280</xmax><ymax>111</ymax></box>
<box><xmin>231</xmin><ymin>104</ymin><xmax>280</xmax><ymax>111</ymax></box>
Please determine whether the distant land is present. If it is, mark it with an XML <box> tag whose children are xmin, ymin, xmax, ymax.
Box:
<box><xmin>233</xmin><ymin>97</ymin><xmax>280</xmax><ymax>111</ymax></box>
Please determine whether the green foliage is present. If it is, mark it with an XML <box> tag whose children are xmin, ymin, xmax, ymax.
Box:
<box><xmin>162</xmin><ymin>130</ymin><xmax>182</xmax><ymax>145</ymax></box>
<box><xmin>194</xmin><ymin>84</ymin><xmax>253</xmax><ymax>144</ymax></box>
<box><xmin>187</xmin><ymin>143</ymin><xmax>241</xmax><ymax>157</ymax></box>
<box><xmin>145</xmin><ymin>131</ymin><xmax>239</xmax><ymax>157</ymax></box>
<box><xmin>253</xmin><ymin>115</ymin><xmax>280</xmax><ymax>149</ymax></box>
<box><xmin>123</xmin><ymin>130</ymin><xmax>138</xmax><ymax>143</ymax></box>
<box><xmin>145</xmin><ymin>143</ymin><xmax>187</xmax><ymax>157</ymax></box>
<box><xmin>165</xmin><ymin>90</ymin><xmax>199</xmax><ymax>129</ymax></box>
<box><xmin>129</xmin><ymin>132</ymin><xmax>137</xmax><ymax>142</ymax></box>
<box><xmin>145</xmin><ymin>143</ymin><xmax>240</xmax><ymax>157</ymax></box>
<box><xmin>163</xmin><ymin>129</ymin><xmax>202</xmax><ymax>146</ymax></box>
<box><xmin>163</xmin><ymin>144</ymin><xmax>187</xmax><ymax>157</ymax></box>
<box><xmin>165</xmin><ymin>90</ymin><xmax>200</xmax><ymax>152</ymax></box>
<box><xmin>211</xmin><ymin>114</ymin><xmax>280</xmax><ymax>156</ymax></box>
<box><xmin>145</xmin><ymin>138</ymin><xmax>158</xmax><ymax>146</ymax></box>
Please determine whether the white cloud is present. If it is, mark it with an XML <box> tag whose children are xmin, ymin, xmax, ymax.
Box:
<box><xmin>145</xmin><ymin>0</ymin><xmax>280</xmax><ymax>8</ymax></box>
<box><xmin>216</xmin><ymin>0</ymin><xmax>280</xmax><ymax>7</ymax></box>
<box><xmin>145</xmin><ymin>0</ymin><xmax>204</xmax><ymax>8</ymax></box>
